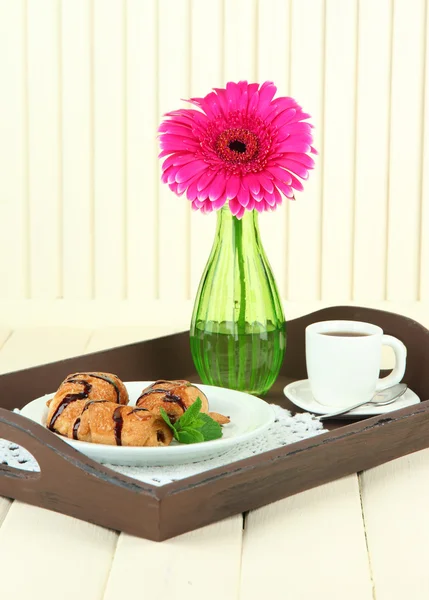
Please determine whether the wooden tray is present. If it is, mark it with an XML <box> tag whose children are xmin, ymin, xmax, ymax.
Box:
<box><xmin>1</xmin><ymin>305</ymin><xmax>429</xmax><ymax>542</ymax></box>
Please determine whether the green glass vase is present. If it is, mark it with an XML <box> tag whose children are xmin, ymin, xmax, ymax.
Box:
<box><xmin>190</xmin><ymin>206</ymin><xmax>286</xmax><ymax>396</ymax></box>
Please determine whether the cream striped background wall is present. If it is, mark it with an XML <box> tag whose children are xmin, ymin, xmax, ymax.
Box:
<box><xmin>0</xmin><ymin>0</ymin><xmax>428</xmax><ymax>327</ymax></box>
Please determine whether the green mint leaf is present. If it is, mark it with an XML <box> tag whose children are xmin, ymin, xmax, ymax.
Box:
<box><xmin>162</xmin><ymin>402</ymin><xmax>224</xmax><ymax>444</ymax></box>
<box><xmin>198</xmin><ymin>413</ymin><xmax>223</xmax><ymax>441</ymax></box>
<box><xmin>176</xmin><ymin>428</ymin><xmax>204</xmax><ymax>444</ymax></box>
<box><xmin>175</xmin><ymin>397</ymin><xmax>202</xmax><ymax>430</ymax></box>
<box><xmin>160</xmin><ymin>408</ymin><xmax>177</xmax><ymax>434</ymax></box>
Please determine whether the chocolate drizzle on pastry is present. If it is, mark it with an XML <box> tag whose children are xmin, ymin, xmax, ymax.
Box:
<box><xmin>47</xmin><ymin>374</ymin><xmax>174</xmax><ymax>447</ymax></box>
<box><xmin>112</xmin><ymin>407</ymin><xmax>124</xmax><ymax>446</ymax></box>
<box><xmin>48</xmin><ymin>379</ymin><xmax>92</xmax><ymax>432</ymax></box>
<box><xmin>137</xmin><ymin>388</ymin><xmax>188</xmax><ymax>414</ymax></box>
<box><xmin>66</xmin><ymin>372</ymin><xmax>120</xmax><ymax>403</ymax></box>
<box><xmin>72</xmin><ymin>400</ymin><xmax>109</xmax><ymax>440</ymax></box>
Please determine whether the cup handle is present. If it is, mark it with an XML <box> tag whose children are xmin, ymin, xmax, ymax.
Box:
<box><xmin>375</xmin><ymin>335</ymin><xmax>407</xmax><ymax>391</ymax></box>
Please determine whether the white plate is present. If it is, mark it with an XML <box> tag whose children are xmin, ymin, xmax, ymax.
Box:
<box><xmin>283</xmin><ymin>379</ymin><xmax>420</xmax><ymax>417</ymax></box>
<box><xmin>20</xmin><ymin>381</ymin><xmax>275</xmax><ymax>466</ymax></box>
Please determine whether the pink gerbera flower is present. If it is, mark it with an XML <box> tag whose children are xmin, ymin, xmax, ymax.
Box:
<box><xmin>158</xmin><ymin>81</ymin><xmax>316</xmax><ymax>218</ymax></box>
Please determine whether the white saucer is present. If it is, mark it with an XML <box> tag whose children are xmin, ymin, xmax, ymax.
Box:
<box><xmin>20</xmin><ymin>381</ymin><xmax>275</xmax><ymax>466</ymax></box>
<box><xmin>283</xmin><ymin>379</ymin><xmax>420</xmax><ymax>417</ymax></box>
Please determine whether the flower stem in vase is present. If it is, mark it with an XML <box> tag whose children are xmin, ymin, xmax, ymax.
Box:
<box><xmin>234</xmin><ymin>216</ymin><xmax>248</xmax><ymax>389</ymax></box>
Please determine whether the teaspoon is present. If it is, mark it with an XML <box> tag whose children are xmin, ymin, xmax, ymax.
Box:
<box><xmin>317</xmin><ymin>383</ymin><xmax>408</xmax><ymax>421</ymax></box>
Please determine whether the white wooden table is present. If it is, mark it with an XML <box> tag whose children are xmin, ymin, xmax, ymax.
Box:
<box><xmin>0</xmin><ymin>323</ymin><xmax>428</xmax><ymax>599</ymax></box>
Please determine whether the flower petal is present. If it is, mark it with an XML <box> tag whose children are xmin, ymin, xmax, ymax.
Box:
<box><xmin>263</xmin><ymin>190</ymin><xmax>277</xmax><ymax>207</ymax></box>
<box><xmin>226</xmin><ymin>175</ymin><xmax>241</xmax><ymax>200</ymax></box>
<box><xmin>175</xmin><ymin>161</ymin><xmax>207</xmax><ymax>184</ymax></box>
<box><xmin>162</xmin><ymin>153</ymin><xmax>193</xmax><ymax>171</ymax></box>
<box><xmin>197</xmin><ymin>169</ymin><xmax>217</xmax><ymax>191</ymax></box>
<box><xmin>276</xmin><ymin>141</ymin><xmax>311</xmax><ymax>154</ymax></box>
<box><xmin>267</xmin><ymin>166</ymin><xmax>293</xmax><ymax>185</ymax></box>
<box><xmin>275</xmin><ymin>179</ymin><xmax>294</xmax><ymax>198</ymax></box>
<box><xmin>248</xmin><ymin>91</ymin><xmax>259</xmax><ymax>113</ymax></box>
<box><xmin>212</xmin><ymin>192</ymin><xmax>228</xmax><ymax>210</ymax></box>
<box><xmin>213</xmin><ymin>88</ymin><xmax>229</xmax><ymax>116</ymax></box>
<box><xmin>245</xmin><ymin>173</ymin><xmax>260</xmax><ymax>195</ymax></box>
<box><xmin>282</xmin><ymin>159</ymin><xmax>309</xmax><ymax>180</ymax></box>
<box><xmin>237</xmin><ymin>186</ymin><xmax>250</xmax><ymax>207</ymax></box>
<box><xmin>285</xmin><ymin>152</ymin><xmax>315</xmax><ymax>169</ymax></box>
<box><xmin>177</xmin><ymin>172</ymin><xmax>200</xmax><ymax>194</ymax></box>
<box><xmin>264</xmin><ymin>97</ymin><xmax>298</xmax><ymax>123</ymax></box>
<box><xmin>208</xmin><ymin>172</ymin><xmax>226</xmax><ymax>201</ymax></box>
<box><xmin>229</xmin><ymin>198</ymin><xmax>242</xmax><ymax>216</ymax></box>
<box><xmin>272</xmin><ymin>108</ymin><xmax>296</xmax><ymax>128</ymax></box>
<box><xmin>257</xmin><ymin>81</ymin><xmax>277</xmax><ymax>117</ymax></box>
<box><xmin>186</xmin><ymin>180</ymin><xmax>199</xmax><ymax>201</ymax></box>
<box><xmin>273</xmin><ymin>188</ymin><xmax>283</xmax><ymax>205</ymax></box>
<box><xmin>160</xmin><ymin>134</ymin><xmax>199</xmax><ymax>149</ymax></box>
<box><xmin>158</xmin><ymin>124</ymin><xmax>195</xmax><ymax>138</ymax></box>
<box><xmin>288</xmin><ymin>173</ymin><xmax>304</xmax><ymax>191</ymax></box>
<box><xmin>226</xmin><ymin>81</ymin><xmax>240</xmax><ymax>111</ymax></box>
<box><xmin>258</xmin><ymin>173</ymin><xmax>274</xmax><ymax>193</ymax></box>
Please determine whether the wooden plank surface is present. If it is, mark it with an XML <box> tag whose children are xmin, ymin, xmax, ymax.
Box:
<box><xmin>0</xmin><ymin>497</ymin><xmax>11</xmax><ymax>528</ymax></box>
<box><xmin>86</xmin><ymin>325</ymin><xmax>181</xmax><ymax>353</ymax></box>
<box><xmin>240</xmin><ymin>476</ymin><xmax>373</xmax><ymax>600</ymax></box>
<box><xmin>103</xmin><ymin>517</ymin><xmax>243</xmax><ymax>600</ymax></box>
<box><xmin>0</xmin><ymin>502</ymin><xmax>117</xmax><ymax>600</ymax></box>
<box><xmin>360</xmin><ymin>449</ymin><xmax>429</xmax><ymax>599</ymax></box>
<box><xmin>0</xmin><ymin>327</ymin><xmax>91</xmax><ymax>374</ymax></box>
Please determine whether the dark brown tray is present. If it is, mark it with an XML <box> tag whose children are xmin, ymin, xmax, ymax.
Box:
<box><xmin>1</xmin><ymin>306</ymin><xmax>429</xmax><ymax>541</ymax></box>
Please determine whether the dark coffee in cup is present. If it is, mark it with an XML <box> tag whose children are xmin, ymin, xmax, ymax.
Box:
<box><xmin>321</xmin><ymin>332</ymin><xmax>370</xmax><ymax>338</ymax></box>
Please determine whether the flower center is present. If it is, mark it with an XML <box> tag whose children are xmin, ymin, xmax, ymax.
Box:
<box><xmin>229</xmin><ymin>140</ymin><xmax>246</xmax><ymax>153</ymax></box>
<box><xmin>216</xmin><ymin>128</ymin><xmax>259</xmax><ymax>164</ymax></box>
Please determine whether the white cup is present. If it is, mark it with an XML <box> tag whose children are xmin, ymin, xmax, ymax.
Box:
<box><xmin>305</xmin><ymin>320</ymin><xmax>407</xmax><ymax>407</ymax></box>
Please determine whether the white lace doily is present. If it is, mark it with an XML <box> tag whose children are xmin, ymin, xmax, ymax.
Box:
<box><xmin>1</xmin><ymin>406</ymin><xmax>327</xmax><ymax>486</ymax></box>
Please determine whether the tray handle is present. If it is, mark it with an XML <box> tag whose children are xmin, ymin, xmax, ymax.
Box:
<box><xmin>0</xmin><ymin>407</ymin><xmax>149</xmax><ymax>487</ymax></box>
<box><xmin>0</xmin><ymin>408</ymin><xmax>163</xmax><ymax>539</ymax></box>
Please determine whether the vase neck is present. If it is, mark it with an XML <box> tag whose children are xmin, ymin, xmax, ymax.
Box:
<box><xmin>215</xmin><ymin>207</ymin><xmax>260</xmax><ymax>246</ymax></box>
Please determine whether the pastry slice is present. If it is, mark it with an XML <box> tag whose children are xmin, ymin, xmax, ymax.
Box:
<box><xmin>136</xmin><ymin>379</ymin><xmax>230</xmax><ymax>424</ymax></box>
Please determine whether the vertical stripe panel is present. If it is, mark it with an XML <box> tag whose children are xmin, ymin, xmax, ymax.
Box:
<box><xmin>27</xmin><ymin>0</ymin><xmax>61</xmax><ymax>298</ymax></box>
<box><xmin>321</xmin><ymin>0</ymin><xmax>358</xmax><ymax>300</ymax></box>
<box><xmin>93</xmin><ymin>0</ymin><xmax>126</xmax><ymax>299</ymax></box>
<box><xmin>420</xmin><ymin>0</ymin><xmax>429</xmax><ymax>302</ymax></box>
<box><xmin>157</xmin><ymin>0</ymin><xmax>191</xmax><ymax>302</ymax></box>
<box><xmin>386</xmin><ymin>0</ymin><xmax>425</xmax><ymax>301</ymax></box>
<box><xmin>188</xmin><ymin>0</ymin><xmax>222</xmax><ymax>299</ymax></box>
<box><xmin>126</xmin><ymin>0</ymin><xmax>158</xmax><ymax>300</ymax></box>
<box><xmin>61</xmin><ymin>0</ymin><xmax>93</xmax><ymax>299</ymax></box>
<box><xmin>353</xmin><ymin>0</ymin><xmax>392</xmax><ymax>302</ymax></box>
<box><xmin>0</xmin><ymin>0</ymin><xmax>27</xmax><ymax>299</ymax></box>
<box><xmin>287</xmin><ymin>0</ymin><xmax>325</xmax><ymax>301</ymax></box>
<box><xmin>257</xmin><ymin>0</ymin><xmax>291</xmax><ymax>299</ymax></box>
